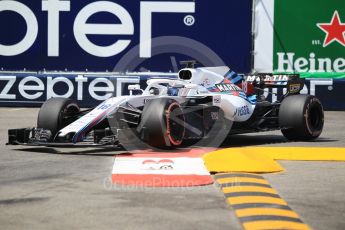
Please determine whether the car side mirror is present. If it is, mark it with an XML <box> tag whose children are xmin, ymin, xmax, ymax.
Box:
<box><xmin>128</xmin><ymin>84</ymin><xmax>143</xmax><ymax>95</ymax></box>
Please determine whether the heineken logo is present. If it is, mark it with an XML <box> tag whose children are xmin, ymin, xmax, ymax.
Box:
<box><xmin>277</xmin><ymin>52</ymin><xmax>345</xmax><ymax>72</ymax></box>
<box><xmin>260</xmin><ymin>1</ymin><xmax>345</xmax><ymax>73</ymax></box>
<box><xmin>317</xmin><ymin>11</ymin><xmax>345</xmax><ymax>47</ymax></box>
<box><xmin>275</xmin><ymin>10</ymin><xmax>345</xmax><ymax>72</ymax></box>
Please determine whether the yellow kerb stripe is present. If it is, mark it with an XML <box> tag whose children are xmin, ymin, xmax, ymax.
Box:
<box><xmin>217</xmin><ymin>177</ymin><xmax>269</xmax><ymax>185</ymax></box>
<box><xmin>216</xmin><ymin>173</ymin><xmax>264</xmax><ymax>177</ymax></box>
<box><xmin>227</xmin><ymin>196</ymin><xmax>287</xmax><ymax>205</ymax></box>
<box><xmin>243</xmin><ymin>220</ymin><xmax>310</xmax><ymax>230</ymax></box>
<box><xmin>222</xmin><ymin>186</ymin><xmax>277</xmax><ymax>194</ymax></box>
<box><xmin>236</xmin><ymin>208</ymin><xmax>300</xmax><ymax>218</ymax></box>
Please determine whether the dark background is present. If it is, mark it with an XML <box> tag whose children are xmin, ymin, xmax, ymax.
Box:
<box><xmin>0</xmin><ymin>0</ymin><xmax>253</xmax><ymax>73</ymax></box>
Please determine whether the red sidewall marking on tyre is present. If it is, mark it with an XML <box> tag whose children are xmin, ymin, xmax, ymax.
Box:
<box><xmin>166</xmin><ymin>102</ymin><xmax>185</xmax><ymax>146</ymax></box>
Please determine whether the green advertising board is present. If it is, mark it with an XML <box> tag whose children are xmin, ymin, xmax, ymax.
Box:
<box><xmin>274</xmin><ymin>0</ymin><xmax>345</xmax><ymax>77</ymax></box>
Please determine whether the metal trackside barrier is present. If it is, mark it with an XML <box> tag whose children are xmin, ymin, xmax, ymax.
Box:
<box><xmin>0</xmin><ymin>72</ymin><xmax>344</xmax><ymax>109</ymax></box>
<box><xmin>263</xmin><ymin>78</ymin><xmax>345</xmax><ymax>111</ymax></box>
<box><xmin>0</xmin><ymin>72</ymin><xmax>174</xmax><ymax>107</ymax></box>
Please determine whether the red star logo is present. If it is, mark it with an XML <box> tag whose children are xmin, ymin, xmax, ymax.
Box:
<box><xmin>317</xmin><ymin>11</ymin><xmax>345</xmax><ymax>47</ymax></box>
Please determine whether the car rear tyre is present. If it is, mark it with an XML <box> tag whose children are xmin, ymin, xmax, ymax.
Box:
<box><xmin>138</xmin><ymin>98</ymin><xmax>185</xmax><ymax>149</ymax></box>
<box><xmin>37</xmin><ymin>98</ymin><xmax>80</xmax><ymax>138</ymax></box>
<box><xmin>279</xmin><ymin>95</ymin><xmax>324</xmax><ymax>141</ymax></box>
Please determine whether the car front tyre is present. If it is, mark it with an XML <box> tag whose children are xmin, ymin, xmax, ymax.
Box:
<box><xmin>37</xmin><ymin>98</ymin><xmax>80</xmax><ymax>139</ymax></box>
<box><xmin>138</xmin><ymin>98</ymin><xmax>185</xmax><ymax>149</ymax></box>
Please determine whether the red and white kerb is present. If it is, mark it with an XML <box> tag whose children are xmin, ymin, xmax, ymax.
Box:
<box><xmin>112</xmin><ymin>151</ymin><xmax>213</xmax><ymax>187</ymax></box>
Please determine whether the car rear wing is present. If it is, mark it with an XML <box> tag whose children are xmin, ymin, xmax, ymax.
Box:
<box><xmin>244</xmin><ymin>73</ymin><xmax>305</xmax><ymax>94</ymax></box>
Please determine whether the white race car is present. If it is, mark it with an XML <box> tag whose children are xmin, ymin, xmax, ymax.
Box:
<box><xmin>8</xmin><ymin>63</ymin><xmax>324</xmax><ymax>149</ymax></box>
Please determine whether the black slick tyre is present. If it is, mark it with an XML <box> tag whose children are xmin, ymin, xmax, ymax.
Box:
<box><xmin>37</xmin><ymin>98</ymin><xmax>80</xmax><ymax>138</ymax></box>
<box><xmin>138</xmin><ymin>98</ymin><xmax>185</xmax><ymax>149</ymax></box>
<box><xmin>279</xmin><ymin>94</ymin><xmax>324</xmax><ymax>141</ymax></box>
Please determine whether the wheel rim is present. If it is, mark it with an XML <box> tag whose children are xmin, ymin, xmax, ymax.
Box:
<box><xmin>60</xmin><ymin>103</ymin><xmax>80</xmax><ymax>127</ymax></box>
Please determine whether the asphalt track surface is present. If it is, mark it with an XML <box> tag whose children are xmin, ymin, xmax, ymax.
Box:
<box><xmin>0</xmin><ymin>108</ymin><xmax>344</xmax><ymax>230</ymax></box>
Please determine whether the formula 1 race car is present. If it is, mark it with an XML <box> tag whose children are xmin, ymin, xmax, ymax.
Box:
<box><xmin>7</xmin><ymin>63</ymin><xmax>324</xmax><ymax>149</ymax></box>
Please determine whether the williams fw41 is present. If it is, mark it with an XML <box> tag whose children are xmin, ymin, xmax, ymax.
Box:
<box><xmin>8</xmin><ymin>65</ymin><xmax>324</xmax><ymax>149</ymax></box>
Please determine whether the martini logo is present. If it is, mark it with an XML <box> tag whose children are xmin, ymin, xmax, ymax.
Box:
<box><xmin>215</xmin><ymin>83</ymin><xmax>242</xmax><ymax>92</ymax></box>
<box><xmin>317</xmin><ymin>11</ymin><xmax>345</xmax><ymax>47</ymax></box>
